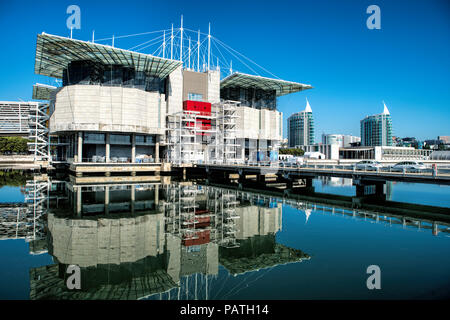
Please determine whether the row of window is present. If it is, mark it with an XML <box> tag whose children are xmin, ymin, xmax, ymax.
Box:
<box><xmin>84</xmin><ymin>133</ymin><xmax>155</xmax><ymax>145</ymax></box>
<box><xmin>62</xmin><ymin>60</ymin><xmax>166</xmax><ymax>93</ymax></box>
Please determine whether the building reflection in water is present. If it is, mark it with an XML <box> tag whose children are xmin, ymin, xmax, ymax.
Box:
<box><xmin>28</xmin><ymin>180</ymin><xmax>310</xmax><ymax>300</ymax></box>
<box><xmin>318</xmin><ymin>176</ymin><xmax>393</xmax><ymax>200</ymax></box>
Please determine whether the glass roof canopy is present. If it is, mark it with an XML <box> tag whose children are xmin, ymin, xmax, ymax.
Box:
<box><xmin>220</xmin><ymin>72</ymin><xmax>312</xmax><ymax>97</ymax></box>
<box><xmin>34</xmin><ymin>33</ymin><xmax>182</xmax><ymax>79</ymax></box>
<box><xmin>32</xmin><ymin>83</ymin><xmax>57</xmax><ymax>100</ymax></box>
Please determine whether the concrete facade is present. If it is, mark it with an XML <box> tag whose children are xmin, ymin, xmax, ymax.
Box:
<box><xmin>235</xmin><ymin>106</ymin><xmax>283</xmax><ymax>141</ymax></box>
<box><xmin>47</xmin><ymin>213</ymin><xmax>165</xmax><ymax>268</ymax></box>
<box><xmin>50</xmin><ymin>85</ymin><xmax>166</xmax><ymax>135</ymax></box>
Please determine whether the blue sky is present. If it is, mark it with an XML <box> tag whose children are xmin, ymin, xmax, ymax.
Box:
<box><xmin>0</xmin><ymin>0</ymin><xmax>448</xmax><ymax>141</ymax></box>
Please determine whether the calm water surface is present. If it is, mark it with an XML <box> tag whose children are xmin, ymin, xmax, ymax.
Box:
<box><xmin>0</xmin><ymin>173</ymin><xmax>449</xmax><ymax>300</ymax></box>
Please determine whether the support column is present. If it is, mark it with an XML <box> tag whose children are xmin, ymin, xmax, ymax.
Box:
<box><xmin>76</xmin><ymin>187</ymin><xmax>82</xmax><ymax>218</ymax></box>
<box><xmin>155</xmin><ymin>186</ymin><xmax>159</xmax><ymax>206</ymax></box>
<box><xmin>155</xmin><ymin>136</ymin><xmax>160</xmax><ymax>162</ymax></box>
<box><xmin>131</xmin><ymin>185</ymin><xmax>135</xmax><ymax>213</ymax></box>
<box><xmin>77</xmin><ymin>132</ymin><xmax>83</xmax><ymax>163</ymax></box>
<box><xmin>131</xmin><ymin>134</ymin><xmax>136</xmax><ymax>163</ymax></box>
<box><xmin>105</xmin><ymin>186</ymin><xmax>109</xmax><ymax>215</ymax></box>
<box><xmin>105</xmin><ymin>133</ymin><xmax>110</xmax><ymax>163</ymax></box>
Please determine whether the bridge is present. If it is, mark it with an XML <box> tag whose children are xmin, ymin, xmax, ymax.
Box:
<box><xmin>193</xmin><ymin>163</ymin><xmax>450</xmax><ymax>185</ymax></box>
<box><xmin>199</xmin><ymin>180</ymin><xmax>450</xmax><ymax>236</ymax></box>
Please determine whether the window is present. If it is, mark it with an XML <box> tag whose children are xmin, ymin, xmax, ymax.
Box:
<box><xmin>188</xmin><ymin>93</ymin><xmax>203</xmax><ymax>101</ymax></box>
<box><xmin>136</xmin><ymin>135</ymin><xmax>155</xmax><ymax>145</ymax></box>
<box><xmin>84</xmin><ymin>133</ymin><xmax>105</xmax><ymax>144</ymax></box>
<box><xmin>110</xmin><ymin>134</ymin><xmax>131</xmax><ymax>145</ymax></box>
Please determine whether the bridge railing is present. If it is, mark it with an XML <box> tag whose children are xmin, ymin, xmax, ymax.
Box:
<box><xmin>200</xmin><ymin>161</ymin><xmax>450</xmax><ymax>177</ymax></box>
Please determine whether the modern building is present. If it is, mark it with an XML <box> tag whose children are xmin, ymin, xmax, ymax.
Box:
<box><xmin>360</xmin><ymin>102</ymin><xmax>392</xmax><ymax>147</ymax></box>
<box><xmin>322</xmin><ymin>134</ymin><xmax>360</xmax><ymax>147</ymax></box>
<box><xmin>287</xmin><ymin>98</ymin><xmax>314</xmax><ymax>147</ymax></box>
<box><xmin>339</xmin><ymin>146</ymin><xmax>432</xmax><ymax>160</ymax></box>
<box><xmin>438</xmin><ymin>136</ymin><xmax>450</xmax><ymax>144</ymax></box>
<box><xmin>0</xmin><ymin>100</ymin><xmax>49</xmax><ymax>159</ymax></box>
<box><xmin>33</xmin><ymin>32</ymin><xmax>312</xmax><ymax>167</ymax></box>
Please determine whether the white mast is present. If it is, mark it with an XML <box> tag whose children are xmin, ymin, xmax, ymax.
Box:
<box><xmin>188</xmin><ymin>37</ymin><xmax>191</xmax><ymax>70</ymax></box>
<box><xmin>112</xmin><ymin>34</ymin><xmax>114</xmax><ymax>47</ymax></box>
<box><xmin>70</xmin><ymin>27</ymin><xmax>73</xmax><ymax>39</ymax></box>
<box><xmin>171</xmin><ymin>24</ymin><xmax>174</xmax><ymax>60</ymax></box>
<box><xmin>197</xmin><ymin>30</ymin><xmax>200</xmax><ymax>72</ymax></box>
<box><xmin>92</xmin><ymin>30</ymin><xmax>95</xmax><ymax>43</ymax></box>
<box><xmin>180</xmin><ymin>15</ymin><xmax>183</xmax><ymax>62</ymax></box>
<box><xmin>207</xmin><ymin>23</ymin><xmax>211</xmax><ymax>71</ymax></box>
<box><xmin>163</xmin><ymin>31</ymin><xmax>166</xmax><ymax>58</ymax></box>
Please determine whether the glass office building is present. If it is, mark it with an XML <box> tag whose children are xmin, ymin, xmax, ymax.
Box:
<box><xmin>287</xmin><ymin>99</ymin><xmax>314</xmax><ymax>147</ymax></box>
<box><xmin>360</xmin><ymin>103</ymin><xmax>393</xmax><ymax>146</ymax></box>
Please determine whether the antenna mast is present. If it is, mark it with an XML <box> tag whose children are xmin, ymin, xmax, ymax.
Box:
<box><xmin>197</xmin><ymin>30</ymin><xmax>200</xmax><ymax>72</ymax></box>
<box><xmin>180</xmin><ymin>15</ymin><xmax>183</xmax><ymax>62</ymax></box>
<box><xmin>171</xmin><ymin>24</ymin><xmax>174</xmax><ymax>60</ymax></box>
<box><xmin>208</xmin><ymin>23</ymin><xmax>211</xmax><ymax>71</ymax></box>
<box><xmin>163</xmin><ymin>31</ymin><xmax>166</xmax><ymax>58</ymax></box>
<box><xmin>188</xmin><ymin>37</ymin><xmax>191</xmax><ymax>70</ymax></box>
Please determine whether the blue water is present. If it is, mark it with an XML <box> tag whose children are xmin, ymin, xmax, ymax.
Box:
<box><xmin>314</xmin><ymin>178</ymin><xmax>450</xmax><ymax>207</ymax></box>
<box><xmin>0</xmin><ymin>186</ymin><xmax>25</xmax><ymax>203</ymax></box>
<box><xmin>0</xmin><ymin>240</ymin><xmax>53</xmax><ymax>299</ymax></box>
<box><xmin>0</xmin><ymin>178</ymin><xmax>449</xmax><ymax>300</ymax></box>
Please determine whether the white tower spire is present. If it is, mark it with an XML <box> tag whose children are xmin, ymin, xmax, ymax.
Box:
<box><xmin>382</xmin><ymin>100</ymin><xmax>390</xmax><ymax>114</ymax></box>
<box><xmin>304</xmin><ymin>98</ymin><xmax>312</xmax><ymax>112</ymax></box>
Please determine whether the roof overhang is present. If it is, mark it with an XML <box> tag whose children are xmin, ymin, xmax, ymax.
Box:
<box><xmin>35</xmin><ymin>33</ymin><xmax>182</xmax><ymax>79</ymax></box>
<box><xmin>32</xmin><ymin>83</ymin><xmax>57</xmax><ymax>100</ymax></box>
<box><xmin>220</xmin><ymin>72</ymin><xmax>312</xmax><ymax>97</ymax></box>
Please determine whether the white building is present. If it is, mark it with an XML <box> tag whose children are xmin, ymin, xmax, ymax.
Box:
<box><xmin>33</xmin><ymin>32</ymin><xmax>312</xmax><ymax>165</ymax></box>
<box><xmin>322</xmin><ymin>134</ymin><xmax>360</xmax><ymax>147</ymax></box>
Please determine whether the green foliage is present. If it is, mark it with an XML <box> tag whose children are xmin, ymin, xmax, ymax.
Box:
<box><xmin>0</xmin><ymin>170</ymin><xmax>29</xmax><ymax>188</ymax></box>
<box><xmin>278</xmin><ymin>148</ymin><xmax>305</xmax><ymax>156</ymax></box>
<box><xmin>0</xmin><ymin>137</ymin><xmax>29</xmax><ymax>154</ymax></box>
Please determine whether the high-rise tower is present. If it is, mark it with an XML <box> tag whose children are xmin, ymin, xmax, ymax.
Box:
<box><xmin>360</xmin><ymin>102</ymin><xmax>393</xmax><ymax>146</ymax></box>
<box><xmin>287</xmin><ymin>98</ymin><xmax>314</xmax><ymax>147</ymax></box>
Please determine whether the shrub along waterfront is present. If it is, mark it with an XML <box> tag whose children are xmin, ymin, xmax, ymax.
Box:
<box><xmin>278</xmin><ymin>148</ymin><xmax>305</xmax><ymax>156</ymax></box>
<box><xmin>0</xmin><ymin>137</ymin><xmax>29</xmax><ymax>155</ymax></box>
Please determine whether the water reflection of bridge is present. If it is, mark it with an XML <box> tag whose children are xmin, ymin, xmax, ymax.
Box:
<box><xmin>25</xmin><ymin>178</ymin><xmax>309</xmax><ymax>300</ymax></box>
<box><xmin>206</xmin><ymin>182</ymin><xmax>450</xmax><ymax>237</ymax></box>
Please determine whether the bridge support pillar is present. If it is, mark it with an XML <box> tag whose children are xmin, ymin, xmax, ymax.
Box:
<box><xmin>257</xmin><ymin>174</ymin><xmax>265</xmax><ymax>183</ymax></box>
<box><xmin>105</xmin><ymin>186</ymin><xmax>109</xmax><ymax>215</ymax></box>
<box><xmin>75</xmin><ymin>186</ymin><xmax>82</xmax><ymax>218</ymax></box>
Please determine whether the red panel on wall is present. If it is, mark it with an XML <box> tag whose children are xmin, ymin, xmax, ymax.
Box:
<box><xmin>182</xmin><ymin>230</ymin><xmax>211</xmax><ymax>247</ymax></box>
<box><xmin>183</xmin><ymin>100</ymin><xmax>212</xmax><ymax>136</ymax></box>
<box><xmin>183</xmin><ymin>100</ymin><xmax>211</xmax><ymax>116</ymax></box>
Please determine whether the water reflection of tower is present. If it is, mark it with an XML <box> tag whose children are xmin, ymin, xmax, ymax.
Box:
<box><xmin>385</xmin><ymin>181</ymin><xmax>393</xmax><ymax>201</ymax></box>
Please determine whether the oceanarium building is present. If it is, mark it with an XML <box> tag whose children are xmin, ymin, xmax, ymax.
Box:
<box><xmin>33</xmin><ymin>32</ymin><xmax>311</xmax><ymax>166</ymax></box>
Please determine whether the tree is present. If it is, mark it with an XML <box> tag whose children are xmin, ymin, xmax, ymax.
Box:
<box><xmin>0</xmin><ymin>137</ymin><xmax>29</xmax><ymax>154</ymax></box>
<box><xmin>279</xmin><ymin>148</ymin><xmax>305</xmax><ymax>156</ymax></box>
